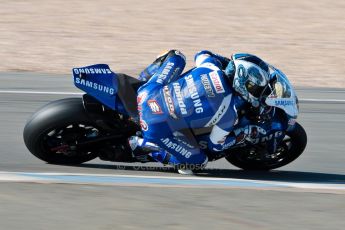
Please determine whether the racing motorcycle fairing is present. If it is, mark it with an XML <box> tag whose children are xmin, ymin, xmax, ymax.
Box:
<box><xmin>73</xmin><ymin>64</ymin><xmax>118</xmax><ymax>110</ymax></box>
<box><xmin>265</xmin><ymin>65</ymin><xmax>299</xmax><ymax>118</ymax></box>
<box><xmin>73</xmin><ymin>64</ymin><xmax>143</xmax><ymax>117</ymax></box>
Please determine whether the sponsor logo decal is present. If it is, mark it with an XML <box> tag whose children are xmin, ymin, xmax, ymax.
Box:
<box><xmin>137</xmin><ymin>91</ymin><xmax>148</xmax><ymax>131</ymax></box>
<box><xmin>75</xmin><ymin>78</ymin><xmax>115</xmax><ymax>95</ymax></box>
<box><xmin>200</xmin><ymin>130</ymin><xmax>284</xmax><ymax>150</ymax></box>
<box><xmin>157</xmin><ymin>62</ymin><xmax>174</xmax><ymax>84</ymax></box>
<box><xmin>172</xmin><ymin>135</ymin><xmax>195</xmax><ymax>149</ymax></box>
<box><xmin>147</xmin><ymin>99</ymin><xmax>163</xmax><ymax>114</ymax></box>
<box><xmin>185</xmin><ymin>74</ymin><xmax>203</xmax><ymax>114</ymax></box>
<box><xmin>274</xmin><ymin>100</ymin><xmax>294</xmax><ymax>106</ymax></box>
<box><xmin>207</xmin><ymin>104</ymin><xmax>226</xmax><ymax>126</ymax></box>
<box><xmin>201</xmin><ymin>74</ymin><xmax>215</xmax><ymax>97</ymax></box>
<box><xmin>73</xmin><ymin>68</ymin><xmax>112</xmax><ymax>75</ymax></box>
<box><xmin>161</xmin><ymin>138</ymin><xmax>192</xmax><ymax>158</ymax></box>
<box><xmin>163</xmin><ymin>86</ymin><xmax>177</xmax><ymax>119</ymax></box>
<box><xmin>223</xmin><ymin>139</ymin><xmax>236</xmax><ymax>149</ymax></box>
<box><xmin>205</xmin><ymin>94</ymin><xmax>232</xmax><ymax>127</ymax></box>
<box><xmin>246</xmin><ymin>131</ymin><xmax>283</xmax><ymax>144</ymax></box>
<box><xmin>137</xmin><ymin>91</ymin><xmax>147</xmax><ymax>105</ymax></box>
<box><xmin>209</xmin><ymin>71</ymin><xmax>225</xmax><ymax>94</ymax></box>
<box><xmin>140</xmin><ymin>120</ymin><xmax>148</xmax><ymax>131</ymax></box>
<box><xmin>172</xmin><ymin>82</ymin><xmax>187</xmax><ymax>115</ymax></box>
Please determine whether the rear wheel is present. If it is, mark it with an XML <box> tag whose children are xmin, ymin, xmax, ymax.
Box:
<box><xmin>24</xmin><ymin>98</ymin><xmax>103</xmax><ymax>164</ymax></box>
<box><xmin>225</xmin><ymin>122</ymin><xmax>307</xmax><ymax>170</ymax></box>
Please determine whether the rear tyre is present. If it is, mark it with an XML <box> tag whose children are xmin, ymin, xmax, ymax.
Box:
<box><xmin>225</xmin><ymin>122</ymin><xmax>307</xmax><ymax>170</ymax></box>
<box><xmin>23</xmin><ymin>98</ymin><xmax>100</xmax><ymax>164</ymax></box>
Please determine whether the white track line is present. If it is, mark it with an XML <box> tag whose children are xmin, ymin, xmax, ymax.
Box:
<box><xmin>0</xmin><ymin>90</ymin><xmax>83</xmax><ymax>95</ymax></box>
<box><xmin>0</xmin><ymin>90</ymin><xmax>344</xmax><ymax>103</ymax></box>
<box><xmin>0</xmin><ymin>171</ymin><xmax>344</xmax><ymax>192</ymax></box>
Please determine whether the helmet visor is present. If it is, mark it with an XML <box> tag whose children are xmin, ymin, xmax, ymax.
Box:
<box><xmin>245</xmin><ymin>81</ymin><xmax>266</xmax><ymax>98</ymax></box>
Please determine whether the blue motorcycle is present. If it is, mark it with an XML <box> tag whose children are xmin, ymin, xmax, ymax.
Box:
<box><xmin>23</xmin><ymin>63</ymin><xmax>307</xmax><ymax>171</ymax></box>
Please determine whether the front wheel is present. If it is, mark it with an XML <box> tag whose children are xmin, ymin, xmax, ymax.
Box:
<box><xmin>225</xmin><ymin>122</ymin><xmax>307</xmax><ymax>170</ymax></box>
<box><xmin>23</xmin><ymin>98</ymin><xmax>102</xmax><ymax>164</ymax></box>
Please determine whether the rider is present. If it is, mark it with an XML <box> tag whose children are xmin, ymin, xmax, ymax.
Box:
<box><xmin>129</xmin><ymin>50</ymin><xmax>271</xmax><ymax>174</ymax></box>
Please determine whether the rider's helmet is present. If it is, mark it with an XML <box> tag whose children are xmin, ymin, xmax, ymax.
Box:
<box><xmin>225</xmin><ymin>53</ymin><xmax>270</xmax><ymax>107</ymax></box>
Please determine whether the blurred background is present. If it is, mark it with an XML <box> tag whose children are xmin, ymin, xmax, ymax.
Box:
<box><xmin>0</xmin><ymin>0</ymin><xmax>344</xmax><ymax>87</ymax></box>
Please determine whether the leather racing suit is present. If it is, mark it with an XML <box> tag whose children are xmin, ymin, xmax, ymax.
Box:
<box><xmin>135</xmin><ymin>50</ymin><xmax>246</xmax><ymax>166</ymax></box>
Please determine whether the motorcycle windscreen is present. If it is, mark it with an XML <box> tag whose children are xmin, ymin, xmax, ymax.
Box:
<box><xmin>265</xmin><ymin>69</ymin><xmax>299</xmax><ymax>118</ymax></box>
<box><xmin>73</xmin><ymin>64</ymin><xmax>118</xmax><ymax>110</ymax></box>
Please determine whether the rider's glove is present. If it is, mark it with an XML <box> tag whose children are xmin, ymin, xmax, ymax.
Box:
<box><xmin>139</xmin><ymin>50</ymin><xmax>184</xmax><ymax>81</ymax></box>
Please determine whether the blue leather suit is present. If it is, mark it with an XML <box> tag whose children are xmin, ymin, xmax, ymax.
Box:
<box><xmin>137</xmin><ymin>50</ymin><xmax>245</xmax><ymax>166</ymax></box>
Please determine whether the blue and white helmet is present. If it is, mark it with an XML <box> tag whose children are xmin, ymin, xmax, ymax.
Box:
<box><xmin>226</xmin><ymin>53</ymin><xmax>270</xmax><ymax>107</ymax></box>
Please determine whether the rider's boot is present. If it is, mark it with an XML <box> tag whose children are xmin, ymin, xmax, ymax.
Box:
<box><xmin>151</xmin><ymin>151</ymin><xmax>199</xmax><ymax>175</ymax></box>
<box><xmin>128</xmin><ymin>136</ymin><xmax>195</xmax><ymax>174</ymax></box>
<box><xmin>128</xmin><ymin>136</ymin><xmax>179</xmax><ymax>165</ymax></box>
<box><xmin>128</xmin><ymin>136</ymin><xmax>154</xmax><ymax>162</ymax></box>
<box><xmin>128</xmin><ymin>136</ymin><xmax>207</xmax><ymax>175</ymax></box>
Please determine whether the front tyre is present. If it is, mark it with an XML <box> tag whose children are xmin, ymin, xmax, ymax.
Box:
<box><xmin>225</xmin><ymin>122</ymin><xmax>307</xmax><ymax>170</ymax></box>
<box><xmin>23</xmin><ymin>98</ymin><xmax>99</xmax><ymax>164</ymax></box>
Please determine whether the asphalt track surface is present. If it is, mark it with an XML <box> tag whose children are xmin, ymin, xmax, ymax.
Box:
<box><xmin>0</xmin><ymin>72</ymin><xmax>345</xmax><ymax>229</ymax></box>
